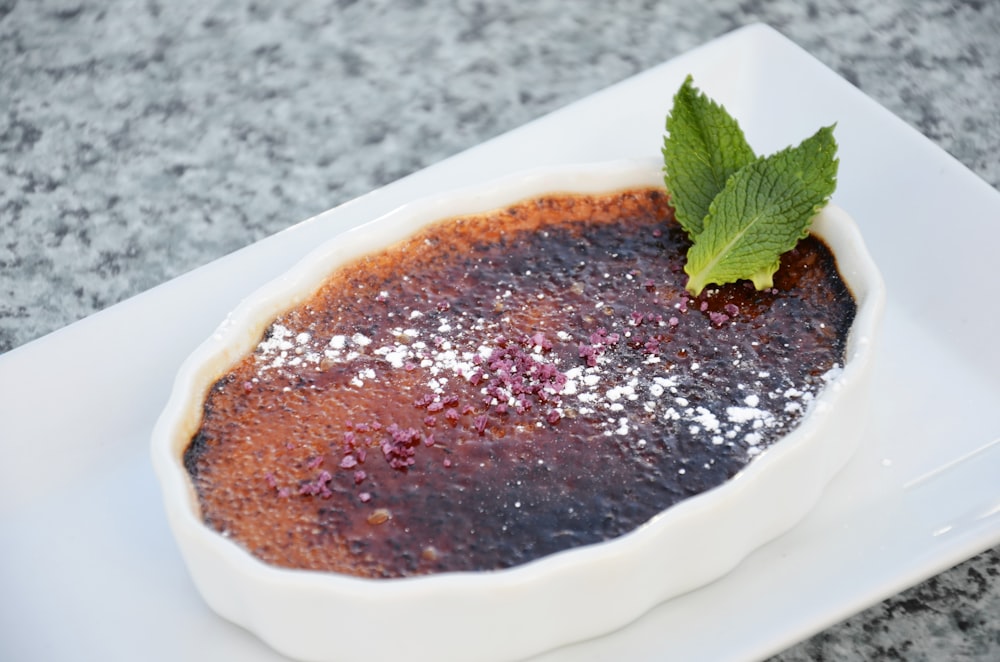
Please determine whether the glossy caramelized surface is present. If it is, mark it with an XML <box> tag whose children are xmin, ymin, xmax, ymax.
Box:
<box><xmin>185</xmin><ymin>188</ymin><xmax>854</xmax><ymax>577</ymax></box>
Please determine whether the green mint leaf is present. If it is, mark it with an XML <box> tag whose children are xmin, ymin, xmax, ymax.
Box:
<box><xmin>683</xmin><ymin>125</ymin><xmax>839</xmax><ymax>296</ymax></box>
<box><xmin>662</xmin><ymin>76</ymin><xmax>757</xmax><ymax>236</ymax></box>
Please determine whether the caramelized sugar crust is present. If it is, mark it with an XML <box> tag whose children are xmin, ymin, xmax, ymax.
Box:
<box><xmin>186</xmin><ymin>189</ymin><xmax>855</xmax><ymax>577</ymax></box>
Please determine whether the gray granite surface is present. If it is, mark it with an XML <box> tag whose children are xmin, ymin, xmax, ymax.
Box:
<box><xmin>2</xmin><ymin>0</ymin><xmax>998</xmax><ymax>659</ymax></box>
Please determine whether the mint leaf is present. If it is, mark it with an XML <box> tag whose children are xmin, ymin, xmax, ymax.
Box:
<box><xmin>684</xmin><ymin>125</ymin><xmax>839</xmax><ymax>296</ymax></box>
<box><xmin>662</xmin><ymin>76</ymin><xmax>757</xmax><ymax>236</ymax></box>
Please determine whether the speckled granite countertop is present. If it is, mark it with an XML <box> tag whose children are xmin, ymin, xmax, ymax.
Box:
<box><xmin>2</xmin><ymin>0</ymin><xmax>998</xmax><ymax>659</ymax></box>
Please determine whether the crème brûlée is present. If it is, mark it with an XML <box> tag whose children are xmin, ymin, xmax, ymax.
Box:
<box><xmin>184</xmin><ymin>187</ymin><xmax>855</xmax><ymax>578</ymax></box>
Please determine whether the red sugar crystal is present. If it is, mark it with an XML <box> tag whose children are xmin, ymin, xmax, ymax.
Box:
<box><xmin>708</xmin><ymin>311</ymin><xmax>730</xmax><ymax>326</ymax></box>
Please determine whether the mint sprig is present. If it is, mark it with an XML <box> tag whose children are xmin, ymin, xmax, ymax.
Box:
<box><xmin>662</xmin><ymin>77</ymin><xmax>839</xmax><ymax>296</ymax></box>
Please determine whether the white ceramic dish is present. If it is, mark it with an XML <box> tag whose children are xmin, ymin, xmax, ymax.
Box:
<box><xmin>3</xmin><ymin>24</ymin><xmax>1000</xmax><ymax>662</ymax></box>
<box><xmin>150</xmin><ymin>159</ymin><xmax>884</xmax><ymax>662</ymax></box>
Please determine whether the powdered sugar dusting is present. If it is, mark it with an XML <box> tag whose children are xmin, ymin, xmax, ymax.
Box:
<box><xmin>252</xmin><ymin>280</ymin><xmax>839</xmax><ymax>467</ymax></box>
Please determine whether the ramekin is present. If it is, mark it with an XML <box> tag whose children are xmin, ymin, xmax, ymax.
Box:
<box><xmin>151</xmin><ymin>159</ymin><xmax>885</xmax><ymax>662</ymax></box>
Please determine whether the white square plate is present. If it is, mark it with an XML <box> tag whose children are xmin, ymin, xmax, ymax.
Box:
<box><xmin>2</xmin><ymin>23</ymin><xmax>998</xmax><ymax>661</ymax></box>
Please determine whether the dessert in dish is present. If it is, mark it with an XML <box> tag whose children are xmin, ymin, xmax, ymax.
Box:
<box><xmin>185</xmin><ymin>187</ymin><xmax>855</xmax><ymax>577</ymax></box>
<box><xmin>151</xmin><ymin>71</ymin><xmax>883</xmax><ymax>662</ymax></box>
<box><xmin>152</xmin><ymin>159</ymin><xmax>882</xmax><ymax>662</ymax></box>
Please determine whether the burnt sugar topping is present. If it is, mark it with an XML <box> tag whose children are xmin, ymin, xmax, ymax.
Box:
<box><xmin>184</xmin><ymin>188</ymin><xmax>856</xmax><ymax>578</ymax></box>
